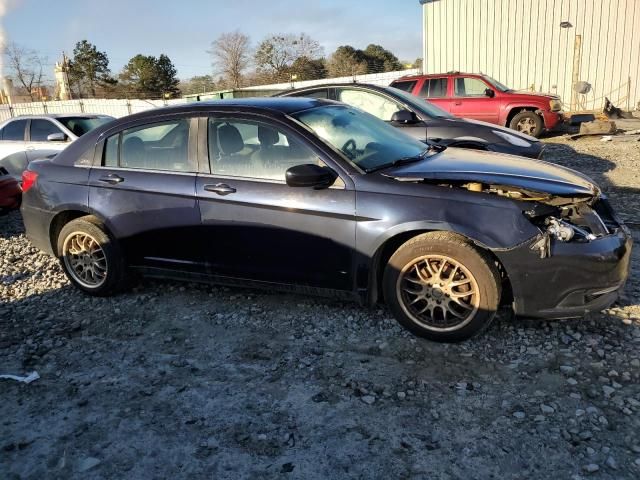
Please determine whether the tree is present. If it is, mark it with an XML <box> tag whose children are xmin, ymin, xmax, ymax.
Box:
<box><xmin>3</xmin><ymin>42</ymin><xmax>45</xmax><ymax>101</ymax></box>
<box><xmin>179</xmin><ymin>75</ymin><xmax>215</xmax><ymax>96</ymax></box>
<box><xmin>119</xmin><ymin>54</ymin><xmax>180</xmax><ymax>98</ymax></box>
<box><xmin>326</xmin><ymin>45</ymin><xmax>367</xmax><ymax>78</ymax></box>
<box><xmin>68</xmin><ymin>40</ymin><xmax>116</xmax><ymax>98</ymax></box>
<box><xmin>289</xmin><ymin>56</ymin><xmax>326</xmax><ymax>81</ymax></box>
<box><xmin>362</xmin><ymin>44</ymin><xmax>402</xmax><ymax>73</ymax></box>
<box><xmin>254</xmin><ymin>33</ymin><xmax>323</xmax><ymax>80</ymax></box>
<box><xmin>208</xmin><ymin>31</ymin><xmax>250</xmax><ymax>88</ymax></box>
<box><xmin>155</xmin><ymin>54</ymin><xmax>180</xmax><ymax>98</ymax></box>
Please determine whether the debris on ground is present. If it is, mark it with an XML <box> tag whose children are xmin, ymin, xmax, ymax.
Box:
<box><xmin>0</xmin><ymin>371</ymin><xmax>40</xmax><ymax>383</ymax></box>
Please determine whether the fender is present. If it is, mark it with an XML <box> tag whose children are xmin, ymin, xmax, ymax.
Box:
<box><xmin>500</xmin><ymin>102</ymin><xmax>548</xmax><ymax>126</ymax></box>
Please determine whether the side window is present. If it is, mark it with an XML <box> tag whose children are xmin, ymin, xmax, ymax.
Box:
<box><xmin>391</xmin><ymin>81</ymin><xmax>417</xmax><ymax>93</ymax></box>
<box><xmin>207</xmin><ymin>118</ymin><xmax>320</xmax><ymax>181</ymax></box>
<box><xmin>337</xmin><ymin>89</ymin><xmax>403</xmax><ymax>121</ymax></box>
<box><xmin>30</xmin><ymin>119</ymin><xmax>63</xmax><ymax>141</ymax></box>
<box><xmin>1</xmin><ymin>119</ymin><xmax>27</xmax><ymax>141</ymax></box>
<box><xmin>419</xmin><ymin>78</ymin><xmax>448</xmax><ymax>98</ymax></box>
<box><xmin>103</xmin><ymin>134</ymin><xmax>119</xmax><ymax>167</ymax></box>
<box><xmin>113</xmin><ymin>119</ymin><xmax>191</xmax><ymax>171</ymax></box>
<box><xmin>455</xmin><ymin>77</ymin><xmax>489</xmax><ymax>97</ymax></box>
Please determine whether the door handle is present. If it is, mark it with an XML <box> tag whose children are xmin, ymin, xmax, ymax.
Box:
<box><xmin>204</xmin><ymin>183</ymin><xmax>236</xmax><ymax>195</ymax></box>
<box><xmin>454</xmin><ymin>101</ymin><xmax>462</xmax><ymax>106</ymax></box>
<box><xmin>98</xmin><ymin>174</ymin><xmax>124</xmax><ymax>185</ymax></box>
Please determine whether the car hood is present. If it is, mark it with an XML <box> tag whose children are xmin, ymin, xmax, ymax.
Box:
<box><xmin>382</xmin><ymin>147</ymin><xmax>599</xmax><ymax>197</ymax></box>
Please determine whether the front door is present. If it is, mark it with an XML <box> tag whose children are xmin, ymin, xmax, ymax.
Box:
<box><xmin>450</xmin><ymin>76</ymin><xmax>500</xmax><ymax>123</ymax></box>
<box><xmin>88</xmin><ymin>116</ymin><xmax>204</xmax><ymax>271</ymax></box>
<box><xmin>196</xmin><ymin>115</ymin><xmax>356</xmax><ymax>291</ymax></box>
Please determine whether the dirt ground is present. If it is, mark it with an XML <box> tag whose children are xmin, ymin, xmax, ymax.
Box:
<box><xmin>2</xmin><ymin>133</ymin><xmax>640</xmax><ymax>479</ymax></box>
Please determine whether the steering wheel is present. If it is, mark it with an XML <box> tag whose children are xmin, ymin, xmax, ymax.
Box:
<box><xmin>342</xmin><ymin>139</ymin><xmax>357</xmax><ymax>159</ymax></box>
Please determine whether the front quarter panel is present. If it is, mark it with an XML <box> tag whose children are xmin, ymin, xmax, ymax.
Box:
<box><xmin>353</xmin><ymin>173</ymin><xmax>541</xmax><ymax>295</ymax></box>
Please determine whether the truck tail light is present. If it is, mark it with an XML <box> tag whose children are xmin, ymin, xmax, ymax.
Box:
<box><xmin>21</xmin><ymin>170</ymin><xmax>38</xmax><ymax>193</ymax></box>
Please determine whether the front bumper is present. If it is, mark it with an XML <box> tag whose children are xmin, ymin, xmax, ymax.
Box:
<box><xmin>495</xmin><ymin>226</ymin><xmax>632</xmax><ymax>319</ymax></box>
<box><xmin>541</xmin><ymin>110</ymin><xmax>564</xmax><ymax>130</ymax></box>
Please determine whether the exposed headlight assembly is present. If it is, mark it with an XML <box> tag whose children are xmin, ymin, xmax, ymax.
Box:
<box><xmin>492</xmin><ymin>130</ymin><xmax>532</xmax><ymax>147</ymax></box>
<box><xmin>546</xmin><ymin>217</ymin><xmax>596</xmax><ymax>242</ymax></box>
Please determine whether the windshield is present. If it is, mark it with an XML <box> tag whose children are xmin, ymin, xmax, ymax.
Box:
<box><xmin>482</xmin><ymin>75</ymin><xmax>511</xmax><ymax>92</ymax></box>
<box><xmin>293</xmin><ymin>105</ymin><xmax>429</xmax><ymax>172</ymax></box>
<box><xmin>387</xmin><ymin>87</ymin><xmax>454</xmax><ymax>119</ymax></box>
<box><xmin>58</xmin><ymin>116</ymin><xmax>113</xmax><ymax>137</ymax></box>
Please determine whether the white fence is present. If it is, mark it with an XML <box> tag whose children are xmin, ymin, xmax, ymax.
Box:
<box><xmin>0</xmin><ymin>98</ymin><xmax>186</xmax><ymax>121</ymax></box>
<box><xmin>0</xmin><ymin>68</ymin><xmax>419</xmax><ymax>121</ymax></box>
<box><xmin>242</xmin><ymin>68</ymin><xmax>420</xmax><ymax>91</ymax></box>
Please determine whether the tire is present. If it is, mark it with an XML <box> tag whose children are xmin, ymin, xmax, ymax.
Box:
<box><xmin>509</xmin><ymin>111</ymin><xmax>544</xmax><ymax>137</ymax></box>
<box><xmin>56</xmin><ymin>216</ymin><xmax>127</xmax><ymax>296</ymax></box>
<box><xmin>383</xmin><ymin>232</ymin><xmax>501</xmax><ymax>342</ymax></box>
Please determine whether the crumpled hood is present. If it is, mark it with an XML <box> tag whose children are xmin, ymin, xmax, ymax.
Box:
<box><xmin>382</xmin><ymin>147</ymin><xmax>599</xmax><ymax>197</ymax></box>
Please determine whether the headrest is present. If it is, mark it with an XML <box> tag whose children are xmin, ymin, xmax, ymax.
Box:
<box><xmin>218</xmin><ymin>124</ymin><xmax>244</xmax><ymax>155</ymax></box>
<box><xmin>258</xmin><ymin>126</ymin><xmax>279</xmax><ymax>147</ymax></box>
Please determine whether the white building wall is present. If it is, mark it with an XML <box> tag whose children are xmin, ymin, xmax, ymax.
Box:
<box><xmin>422</xmin><ymin>0</ymin><xmax>640</xmax><ymax>111</ymax></box>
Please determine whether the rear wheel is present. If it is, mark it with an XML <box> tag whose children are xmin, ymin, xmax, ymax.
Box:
<box><xmin>57</xmin><ymin>217</ymin><xmax>127</xmax><ymax>296</ymax></box>
<box><xmin>383</xmin><ymin>232</ymin><xmax>501</xmax><ymax>342</ymax></box>
<box><xmin>509</xmin><ymin>111</ymin><xmax>543</xmax><ymax>137</ymax></box>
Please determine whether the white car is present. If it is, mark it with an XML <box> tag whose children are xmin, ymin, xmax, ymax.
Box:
<box><xmin>0</xmin><ymin>114</ymin><xmax>114</xmax><ymax>179</ymax></box>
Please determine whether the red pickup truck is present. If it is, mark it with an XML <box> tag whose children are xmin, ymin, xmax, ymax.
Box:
<box><xmin>390</xmin><ymin>72</ymin><xmax>563</xmax><ymax>137</ymax></box>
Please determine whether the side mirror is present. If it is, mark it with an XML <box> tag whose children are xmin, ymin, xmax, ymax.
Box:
<box><xmin>46</xmin><ymin>132</ymin><xmax>67</xmax><ymax>142</ymax></box>
<box><xmin>390</xmin><ymin>109</ymin><xmax>420</xmax><ymax>125</ymax></box>
<box><xmin>285</xmin><ymin>164</ymin><xmax>338</xmax><ymax>189</ymax></box>
<box><xmin>484</xmin><ymin>88</ymin><xmax>495</xmax><ymax>98</ymax></box>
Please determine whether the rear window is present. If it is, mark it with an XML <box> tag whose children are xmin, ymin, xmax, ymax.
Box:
<box><xmin>390</xmin><ymin>81</ymin><xmax>417</xmax><ymax>93</ymax></box>
<box><xmin>58</xmin><ymin>116</ymin><xmax>113</xmax><ymax>137</ymax></box>
<box><xmin>419</xmin><ymin>78</ymin><xmax>448</xmax><ymax>98</ymax></box>
<box><xmin>1</xmin><ymin>119</ymin><xmax>27</xmax><ymax>141</ymax></box>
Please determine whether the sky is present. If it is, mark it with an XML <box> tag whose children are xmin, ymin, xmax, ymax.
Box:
<box><xmin>3</xmin><ymin>0</ymin><xmax>423</xmax><ymax>80</ymax></box>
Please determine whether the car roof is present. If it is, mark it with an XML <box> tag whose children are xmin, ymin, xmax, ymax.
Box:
<box><xmin>119</xmin><ymin>97</ymin><xmax>338</xmax><ymax>122</ymax></box>
<box><xmin>394</xmin><ymin>72</ymin><xmax>482</xmax><ymax>80</ymax></box>
<box><xmin>8</xmin><ymin>113</ymin><xmax>113</xmax><ymax>120</ymax></box>
<box><xmin>277</xmin><ymin>83</ymin><xmax>391</xmax><ymax>95</ymax></box>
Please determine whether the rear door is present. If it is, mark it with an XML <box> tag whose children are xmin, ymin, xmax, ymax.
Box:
<box><xmin>0</xmin><ymin>119</ymin><xmax>28</xmax><ymax>179</ymax></box>
<box><xmin>196</xmin><ymin>113</ymin><xmax>356</xmax><ymax>291</ymax></box>
<box><xmin>450</xmin><ymin>76</ymin><xmax>500</xmax><ymax>123</ymax></box>
<box><xmin>88</xmin><ymin>115</ymin><xmax>204</xmax><ymax>271</ymax></box>
<box><xmin>417</xmin><ymin>77</ymin><xmax>450</xmax><ymax>112</ymax></box>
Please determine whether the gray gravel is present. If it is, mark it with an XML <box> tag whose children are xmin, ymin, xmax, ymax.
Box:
<box><xmin>2</xmin><ymin>135</ymin><xmax>640</xmax><ymax>479</ymax></box>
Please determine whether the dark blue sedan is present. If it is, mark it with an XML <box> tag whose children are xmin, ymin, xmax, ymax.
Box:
<box><xmin>20</xmin><ymin>98</ymin><xmax>631</xmax><ymax>341</ymax></box>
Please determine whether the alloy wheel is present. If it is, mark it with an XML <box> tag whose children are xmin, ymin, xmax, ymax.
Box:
<box><xmin>62</xmin><ymin>232</ymin><xmax>108</xmax><ymax>288</ymax></box>
<box><xmin>396</xmin><ymin>255</ymin><xmax>480</xmax><ymax>332</ymax></box>
<box><xmin>516</xmin><ymin>117</ymin><xmax>536</xmax><ymax>135</ymax></box>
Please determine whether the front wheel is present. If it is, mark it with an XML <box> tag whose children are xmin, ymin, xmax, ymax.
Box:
<box><xmin>509</xmin><ymin>111</ymin><xmax>543</xmax><ymax>137</ymax></box>
<box><xmin>383</xmin><ymin>232</ymin><xmax>501</xmax><ymax>342</ymax></box>
<box><xmin>57</xmin><ymin>216</ymin><xmax>127</xmax><ymax>296</ymax></box>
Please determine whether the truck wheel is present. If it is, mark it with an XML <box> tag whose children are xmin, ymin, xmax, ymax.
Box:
<box><xmin>383</xmin><ymin>232</ymin><xmax>501</xmax><ymax>342</ymax></box>
<box><xmin>57</xmin><ymin>216</ymin><xmax>127</xmax><ymax>296</ymax></box>
<box><xmin>509</xmin><ymin>111</ymin><xmax>543</xmax><ymax>137</ymax></box>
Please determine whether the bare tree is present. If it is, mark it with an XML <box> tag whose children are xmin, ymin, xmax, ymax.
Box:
<box><xmin>254</xmin><ymin>33</ymin><xmax>323</xmax><ymax>80</ymax></box>
<box><xmin>3</xmin><ymin>42</ymin><xmax>46</xmax><ymax>100</ymax></box>
<box><xmin>208</xmin><ymin>31</ymin><xmax>250</xmax><ymax>89</ymax></box>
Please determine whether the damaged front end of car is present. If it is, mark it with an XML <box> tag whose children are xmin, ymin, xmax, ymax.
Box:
<box><xmin>383</xmin><ymin>151</ymin><xmax>633</xmax><ymax>319</ymax></box>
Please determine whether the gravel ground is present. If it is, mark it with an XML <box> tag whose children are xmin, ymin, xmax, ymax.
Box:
<box><xmin>2</xmin><ymin>135</ymin><xmax>640</xmax><ymax>479</ymax></box>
